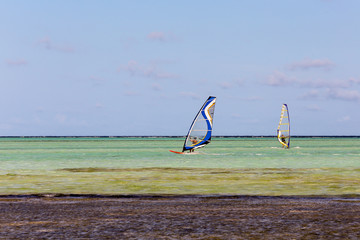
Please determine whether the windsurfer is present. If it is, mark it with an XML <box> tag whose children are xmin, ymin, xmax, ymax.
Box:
<box><xmin>280</xmin><ymin>134</ymin><xmax>287</xmax><ymax>148</ymax></box>
<box><xmin>189</xmin><ymin>138</ymin><xmax>198</xmax><ymax>152</ymax></box>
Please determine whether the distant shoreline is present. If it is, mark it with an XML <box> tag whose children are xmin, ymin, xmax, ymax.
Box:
<box><xmin>0</xmin><ymin>136</ymin><xmax>359</xmax><ymax>138</ymax></box>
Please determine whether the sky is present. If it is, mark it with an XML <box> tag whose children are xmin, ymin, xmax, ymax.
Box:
<box><xmin>1</xmin><ymin>0</ymin><xmax>360</xmax><ymax>136</ymax></box>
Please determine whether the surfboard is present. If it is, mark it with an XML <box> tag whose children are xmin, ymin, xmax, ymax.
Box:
<box><xmin>169</xmin><ymin>150</ymin><xmax>199</xmax><ymax>155</ymax></box>
<box><xmin>169</xmin><ymin>150</ymin><xmax>185</xmax><ymax>154</ymax></box>
<box><xmin>170</xmin><ymin>96</ymin><xmax>216</xmax><ymax>154</ymax></box>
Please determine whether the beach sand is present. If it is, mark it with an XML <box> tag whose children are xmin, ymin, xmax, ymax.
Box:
<box><xmin>0</xmin><ymin>195</ymin><xmax>359</xmax><ymax>239</ymax></box>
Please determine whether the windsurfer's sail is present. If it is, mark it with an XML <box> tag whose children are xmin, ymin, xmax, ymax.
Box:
<box><xmin>277</xmin><ymin>104</ymin><xmax>290</xmax><ymax>148</ymax></box>
<box><xmin>182</xmin><ymin>96</ymin><xmax>216</xmax><ymax>152</ymax></box>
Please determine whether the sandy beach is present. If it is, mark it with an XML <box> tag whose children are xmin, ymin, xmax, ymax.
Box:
<box><xmin>0</xmin><ymin>195</ymin><xmax>359</xmax><ymax>239</ymax></box>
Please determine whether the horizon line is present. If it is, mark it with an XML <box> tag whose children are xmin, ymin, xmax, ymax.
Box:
<box><xmin>0</xmin><ymin>135</ymin><xmax>359</xmax><ymax>138</ymax></box>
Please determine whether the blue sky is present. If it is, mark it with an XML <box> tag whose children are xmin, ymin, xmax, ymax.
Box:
<box><xmin>1</xmin><ymin>0</ymin><xmax>360</xmax><ymax>136</ymax></box>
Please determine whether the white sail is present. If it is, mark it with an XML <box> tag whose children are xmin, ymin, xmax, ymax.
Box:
<box><xmin>182</xmin><ymin>96</ymin><xmax>216</xmax><ymax>152</ymax></box>
<box><xmin>277</xmin><ymin>104</ymin><xmax>290</xmax><ymax>148</ymax></box>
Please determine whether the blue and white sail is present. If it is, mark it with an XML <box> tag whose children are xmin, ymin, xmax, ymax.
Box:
<box><xmin>182</xmin><ymin>96</ymin><xmax>216</xmax><ymax>152</ymax></box>
<box><xmin>277</xmin><ymin>104</ymin><xmax>290</xmax><ymax>148</ymax></box>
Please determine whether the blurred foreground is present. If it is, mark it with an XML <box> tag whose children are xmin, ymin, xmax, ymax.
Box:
<box><xmin>0</xmin><ymin>195</ymin><xmax>359</xmax><ymax>239</ymax></box>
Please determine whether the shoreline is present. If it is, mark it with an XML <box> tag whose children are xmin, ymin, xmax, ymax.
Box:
<box><xmin>1</xmin><ymin>194</ymin><xmax>360</xmax><ymax>200</ymax></box>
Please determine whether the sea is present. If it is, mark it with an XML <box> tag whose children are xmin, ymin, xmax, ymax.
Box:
<box><xmin>0</xmin><ymin>137</ymin><xmax>359</xmax><ymax>196</ymax></box>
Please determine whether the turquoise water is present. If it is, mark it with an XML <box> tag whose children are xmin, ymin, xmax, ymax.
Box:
<box><xmin>0</xmin><ymin>137</ymin><xmax>359</xmax><ymax>195</ymax></box>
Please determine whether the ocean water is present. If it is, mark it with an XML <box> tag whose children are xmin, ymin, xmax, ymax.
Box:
<box><xmin>0</xmin><ymin>137</ymin><xmax>359</xmax><ymax>196</ymax></box>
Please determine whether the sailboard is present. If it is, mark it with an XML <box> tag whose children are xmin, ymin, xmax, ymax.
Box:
<box><xmin>170</xmin><ymin>96</ymin><xmax>216</xmax><ymax>154</ymax></box>
<box><xmin>277</xmin><ymin>104</ymin><xmax>290</xmax><ymax>148</ymax></box>
<box><xmin>169</xmin><ymin>150</ymin><xmax>185</xmax><ymax>154</ymax></box>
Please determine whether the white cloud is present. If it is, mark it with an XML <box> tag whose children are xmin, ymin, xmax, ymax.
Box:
<box><xmin>147</xmin><ymin>31</ymin><xmax>177</xmax><ymax>42</ymax></box>
<box><xmin>299</xmin><ymin>79</ymin><xmax>352</xmax><ymax>88</ymax></box>
<box><xmin>121</xmin><ymin>60</ymin><xmax>138</xmax><ymax>76</ymax></box>
<box><xmin>338</xmin><ymin>116</ymin><xmax>351</xmax><ymax>122</ymax></box>
<box><xmin>349</xmin><ymin>77</ymin><xmax>360</xmax><ymax>85</ymax></box>
<box><xmin>298</xmin><ymin>90</ymin><xmax>320</xmax><ymax>100</ymax></box>
<box><xmin>267</xmin><ymin>72</ymin><xmax>360</xmax><ymax>90</ymax></box>
<box><xmin>147</xmin><ymin>32</ymin><xmax>166</xmax><ymax>41</ymax></box>
<box><xmin>124</xmin><ymin>91</ymin><xmax>140</xmax><ymax>96</ymax></box>
<box><xmin>118</xmin><ymin>60</ymin><xmax>178</xmax><ymax>80</ymax></box>
<box><xmin>6</xmin><ymin>59</ymin><xmax>28</xmax><ymax>66</ymax></box>
<box><xmin>327</xmin><ymin>89</ymin><xmax>360</xmax><ymax>101</ymax></box>
<box><xmin>266</xmin><ymin>71</ymin><xmax>296</xmax><ymax>86</ymax></box>
<box><xmin>95</xmin><ymin>103</ymin><xmax>103</xmax><ymax>109</ymax></box>
<box><xmin>143</xmin><ymin>67</ymin><xmax>177</xmax><ymax>79</ymax></box>
<box><xmin>218</xmin><ymin>79</ymin><xmax>245</xmax><ymax>89</ymax></box>
<box><xmin>151</xmin><ymin>83</ymin><xmax>162</xmax><ymax>91</ymax></box>
<box><xmin>288</xmin><ymin>59</ymin><xmax>335</xmax><ymax>71</ymax></box>
<box><xmin>218</xmin><ymin>81</ymin><xmax>233</xmax><ymax>89</ymax></box>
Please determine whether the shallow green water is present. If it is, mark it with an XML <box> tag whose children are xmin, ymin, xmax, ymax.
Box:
<box><xmin>0</xmin><ymin>137</ymin><xmax>359</xmax><ymax>195</ymax></box>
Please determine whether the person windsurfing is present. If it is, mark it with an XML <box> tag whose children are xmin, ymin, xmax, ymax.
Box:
<box><xmin>189</xmin><ymin>137</ymin><xmax>198</xmax><ymax>152</ymax></box>
<box><xmin>280</xmin><ymin>134</ymin><xmax>288</xmax><ymax>148</ymax></box>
